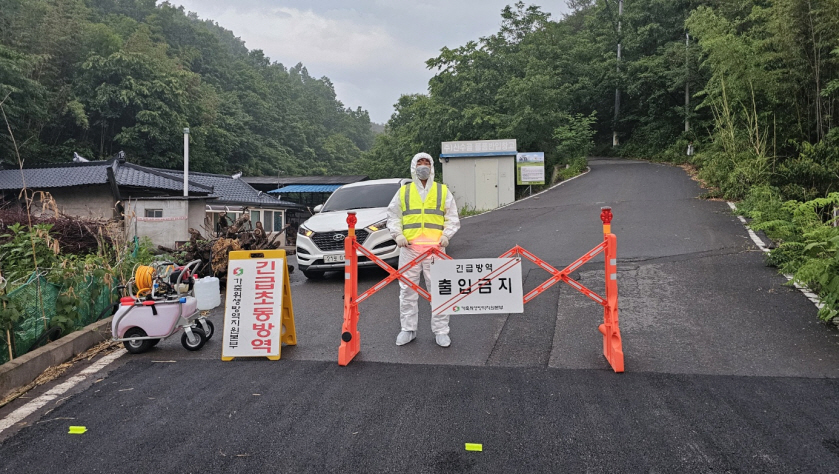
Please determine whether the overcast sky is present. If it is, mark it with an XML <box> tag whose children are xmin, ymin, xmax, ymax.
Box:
<box><xmin>162</xmin><ymin>1</ymin><xmax>571</xmax><ymax>124</ymax></box>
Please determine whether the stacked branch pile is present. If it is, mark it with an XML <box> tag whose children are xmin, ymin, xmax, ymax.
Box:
<box><xmin>162</xmin><ymin>210</ymin><xmax>292</xmax><ymax>277</ymax></box>
<box><xmin>0</xmin><ymin>199</ymin><xmax>114</xmax><ymax>256</ymax></box>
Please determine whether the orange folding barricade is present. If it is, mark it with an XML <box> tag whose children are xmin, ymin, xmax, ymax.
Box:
<box><xmin>338</xmin><ymin>208</ymin><xmax>624</xmax><ymax>372</ymax></box>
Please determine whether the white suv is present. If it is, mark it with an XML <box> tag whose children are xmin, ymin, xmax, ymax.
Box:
<box><xmin>296</xmin><ymin>178</ymin><xmax>411</xmax><ymax>279</ymax></box>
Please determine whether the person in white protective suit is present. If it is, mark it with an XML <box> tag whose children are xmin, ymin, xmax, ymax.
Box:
<box><xmin>386</xmin><ymin>152</ymin><xmax>460</xmax><ymax>347</ymax></box>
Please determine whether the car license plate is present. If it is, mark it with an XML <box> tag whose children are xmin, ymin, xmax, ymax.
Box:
<box><xmin>324</xmin><ymin>254</ymin><xmax>345</xmax><ymax>263</ymax></box>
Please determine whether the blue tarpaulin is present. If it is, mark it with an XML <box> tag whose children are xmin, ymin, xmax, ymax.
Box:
<box><xmin>268</xmin><ymin>184</ymin><xmax>342</xmax><ymax>193</ymax></box>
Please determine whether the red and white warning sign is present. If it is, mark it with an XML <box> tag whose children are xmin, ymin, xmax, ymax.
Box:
<box><xmin>430</xmin><ymin>258</ymin><xmax>523</xmax><ymax>315</ymax></box>
<box><xmin>221</xmin><ymin>256</ymin><xmax>284</xmax><ymax>359</ymax></box>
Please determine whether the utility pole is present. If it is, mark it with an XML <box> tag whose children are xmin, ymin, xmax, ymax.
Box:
<box><xmin>183</xmin><ymin>128</ymin><xmax>190</xmax><ymax>197</ymax></box>
<box><xmin>613</xmin><ymin>0</ymin><xmax>623</xmax><ymax>147</ymax></box>
<box><xmin>685</xmin><ymin>32</ymin><xmax>690</xmax><ymax>133</ymax></box>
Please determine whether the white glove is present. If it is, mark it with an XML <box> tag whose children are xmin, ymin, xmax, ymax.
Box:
<box><xmin>395</xmin><ymin>234</ymin><xmax>408</xmax><ymax>248</ymax></box>
<box><xmin>439</xmin><ymin>235</ymin><xmax>449</xmax><ymax>247</ymax></box>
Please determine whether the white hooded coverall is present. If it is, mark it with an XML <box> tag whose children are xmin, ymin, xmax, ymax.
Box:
<box><xmin>386</xmin><ymin>153</ymin><xmax>461</xmax><ymax>335</ymax></box>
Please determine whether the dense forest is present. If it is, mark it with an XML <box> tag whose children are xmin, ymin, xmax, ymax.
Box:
<box><xmin>0</xmin><ymin>0</ymin><xmax>374</xmax><ymax>175</ymax></box>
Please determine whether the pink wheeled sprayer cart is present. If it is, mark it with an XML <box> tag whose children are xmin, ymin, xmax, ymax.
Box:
<box><xmin>112</xmin><ymin>260</ymin><xmax>215</xmax><ymax>354</ymax></box>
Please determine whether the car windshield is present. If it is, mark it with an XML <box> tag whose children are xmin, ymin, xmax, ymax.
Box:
<box><xmin>320</xmin><ymin>182</ymin><xmax>402</xmax><ymax>212</ymax></box>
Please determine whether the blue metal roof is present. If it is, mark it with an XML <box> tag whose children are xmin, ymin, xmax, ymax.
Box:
<box><xmin>268</xmin><ymin>184</ymin><xmax>342</xmax><ymax>193</ymax></box>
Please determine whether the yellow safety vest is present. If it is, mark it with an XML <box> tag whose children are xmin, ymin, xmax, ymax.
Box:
<box><xmin>399</xmin><ymin>182</ymin><xmax>447</xmax><ymax>243</ymax></box>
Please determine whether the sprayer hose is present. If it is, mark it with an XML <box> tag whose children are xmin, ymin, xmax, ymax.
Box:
<box><xmin>135</xmin><ymin>265</ymin><xmax>155</xmax><ymax>298</ymax></box>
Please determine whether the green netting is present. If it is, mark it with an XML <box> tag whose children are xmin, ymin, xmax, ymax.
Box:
<box><xmin>7</xmin><ymin>275</ymin><xmax>60</xmax><ymax>362</ymax></box>
<box><xmin>0</xmin><ymin>272</ymin><xmax>114</xmax><ymax>365</ymax></box>
<box><xmin>71</xmin><ymin>275</ymin><xmax>115</xmax><ymax>327</ymax></box>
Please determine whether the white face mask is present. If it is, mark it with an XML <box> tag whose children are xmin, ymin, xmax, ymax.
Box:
<box><xmin>416</xmin><ymin>165</ymin><xmax>431</xmax><ymax>180</ymax></box>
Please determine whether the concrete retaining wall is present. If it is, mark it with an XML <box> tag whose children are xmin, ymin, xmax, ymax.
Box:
<box><xmin>0</xmin><ymin>317</ymin><xmax>113</xmax><ymax>399</ymax></box>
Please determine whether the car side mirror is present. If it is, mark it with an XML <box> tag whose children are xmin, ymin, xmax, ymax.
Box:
<box><xmin>313</xmin><ymin>204</ymin><xmax>323</xmax><ymax>213</ymax></box>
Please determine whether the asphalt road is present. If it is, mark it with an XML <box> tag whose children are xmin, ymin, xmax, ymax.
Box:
<box><xmin>2</xmin><ymin>157</ymin><xmax>838</xmax><ymax>473</ymax></box>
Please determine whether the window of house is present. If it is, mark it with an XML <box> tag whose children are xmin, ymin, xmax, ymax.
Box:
<box><xmin>263</xmin><ymin>211</ymin><xmax>273</xmax><ymax>232</ymax></box>
<box><xmin>211</xmin><ymin>213</ymin><xmax>223</xmax><ymax>232</ymax></box>
<box><xmin>211</xmin><ymin>212</ymin><xmax>239</xmax><ymax>233</ymax></box>
<box><xmin>145</xmin><ymin>209</ymin><xmax>163</xmax><ymax>218</ymax></box>
<box><xmin>251</xmin><ymin>210</ymin><xmax>261</xmax><ymax>224</ymax></box>
<box><xmin>273</xmin><ymin>211</ymin><xmax>285</xmax><ymax>232</ymax></box>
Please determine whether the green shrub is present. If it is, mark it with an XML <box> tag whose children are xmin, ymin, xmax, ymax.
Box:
<box><xmin>0</xmin><ymin>224</ymin><xmax>158</xmax><ymax>341</ymax></box>
<box><xmin>696</xmin><ymin>150</ymin><xmax>771</xmax><ymax>200</ymax></box>
<box><xmin>553</xmin><ymin>112</ymin><xmax>596</xmax><ymax>166</ymax></box>
<box><xmin>558</xmin><ymin>157</ymin><xmax>588</xmax><ymax>180</ymax></box>
<box><xmin>459</xmin><ymin>204</ymin><xmax>488</xmax><ymax>217</ymax></box>
<box><xmin>737</xmin><ymin>185</ymin><xmax>791</xmax><ymax>226</ymax></box>
<box><xmin>774</xmin><ymin>136</ymin><xmax>839</xmax><ymax>202</ymax></box>
<box><xmin>45</xmin><ymin>254</ymin><xmax>114</xmax><ymax>335</ymax></box>
<box><xmin>0</xmin><ymin>223</ymin><xmax>60</xmax><ymax>284</ymax></box>
<box><xmin>0</xmin><ymin>294</ymin><xmax>24</xmax><ymax>350</ymax></box>
<box><xmin>650</xmin><ymin>138</ymin><xmax>695</xmax><ymax>163</ymax></box>
<box><xmin>746</xmin><ymin>191</ymin><xmax>839</xmax><ymax>322</ymax></box>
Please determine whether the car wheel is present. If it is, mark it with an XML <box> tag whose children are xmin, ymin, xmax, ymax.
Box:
<box><xmin>303</xmin><ymin>270</ymin><xmax>325</xmax><ymax>280</ymax></box>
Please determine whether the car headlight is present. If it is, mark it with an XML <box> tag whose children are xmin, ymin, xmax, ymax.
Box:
<box><xmin>298</xmin><ymin>225</ymin><xmax>314</xmax><ymax>237</ymax></box>
<box><xmin>366</xmin><ymin>219</ymin><xmax>388</xmax><ymax>232</ymax></box>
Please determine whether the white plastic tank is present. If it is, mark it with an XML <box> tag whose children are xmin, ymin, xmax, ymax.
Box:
<box><xmin>112</xmin><ymin>296</ymin><xmax>198</xmax><ymax>338</ymax></box>
<box><xmin>194</xmin><ymin>276</ymin><xmax>221</xmax><ymax>310</ymax></box>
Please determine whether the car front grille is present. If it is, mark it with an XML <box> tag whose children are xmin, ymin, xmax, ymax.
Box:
<box><xmin>312</xmin><ymin>229</ymin><xmax>369</xmax><ymax>251</ymax></box>
<box><xmin>373</xmin><ymin>240</ymin><xmax>396</xmax><ymax>250</ymax></box>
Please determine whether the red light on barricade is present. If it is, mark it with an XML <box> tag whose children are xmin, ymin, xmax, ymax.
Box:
<box><xmin>600</xmin><ymin>206</ymin><xmax>612</xmax><ymax>224</ymax></box>
<box><xmin>600</xmin><ymin>207</ymin><xmax>613</xmax><ymax>234</ymax></box>
<box><xmin>346</xmin><ymin>211</ymin><xmax>357</xmax><ymax>238</ymax></box>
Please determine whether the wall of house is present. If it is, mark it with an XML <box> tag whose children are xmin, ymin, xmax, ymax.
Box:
<box><xmin>127</xmin><ymin>200</ymin><xmax>192</xmax><ymax>248</ymax></box>
<box><xmin>188</xmin><ymin>201</ymin><xmax>206</xmax><ymax>235</ymax></box>
<box><xmin>48</xmin><ymin>186</ymin><xmax>115</xmax><ymax>219</ymax></box>
<box><xmin>124</xmin><ymin>200</ymin><xmax>294</xmax><ymax>248</ymax></box>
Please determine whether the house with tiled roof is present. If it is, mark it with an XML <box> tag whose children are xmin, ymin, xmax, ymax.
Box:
<box><xmin>0</xmin><ymin>154</ymin><xmax>308</xmax><ymax>248</ymax></box>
